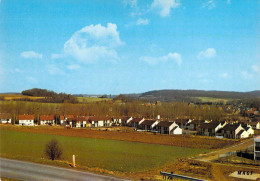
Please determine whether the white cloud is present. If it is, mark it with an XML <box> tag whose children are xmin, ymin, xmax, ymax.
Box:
<box><xmin>124</xmin><ymin>0</ymin><xmax>137</xmax><ymax>7</ymax></box>
<box><xmin>51</xmin><ymin>53</ymin><xmax>66</xmax><ymax>59</ymax></box>
<box><xmin>136</xmin><ymin>18</ymin><xmax>149</xmax><ymax>25</ymax></box>
<box><xmin>202</xmin><ymin>0</ymin><xmax>215</xmax><ymax>9</ymax></box>
<box><xmin>64</xmin><ymin>23</ymin><xmax>123</xmax><ymax>63</ymax></box>
<box><xmin>140</xmin><ymin>52</ymin><xmax>182</xmax><ymax>65</ymax></box>
<box><xmin>241</xmin><ymin>71</ymin><xmax>253</xmax><ymax>79</ymax></box>
<box><xmin>67</xmin><ymin>64</ymin><xmax>81</xmax><ymax>70</ymax></box>
<box><xmin>151</xmin><ymin>0</ymin><xmax>180</xmax><ymax>17</ymax></box>
<box><xmin>21</xmin><ymin>51</ymin><xmax>42</xmax><ymax>59</ymax></box>
<box><xmin>197</xmin><ymin>48</ymin><xmax>216</xmax><ymax>59</ymax></box>
<box><xmin>252</xmin><ymin>65</ymin><xmax>260</xmax><ymax>75</ymax></box>
<box><xmin>47</xmin><ymin>64</ymin><xmax>64</xmax><ymax>75</ymax></box>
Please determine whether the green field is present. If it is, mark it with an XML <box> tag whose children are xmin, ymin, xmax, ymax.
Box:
<box><xmin>0</xmin><ymin>129</ymin><xmax>208</xmax><ymax>172</ymax></box>
<box><xmin>193</xmin><ymin>97</ymin><xmax>234</xmax><ymax>104</ymax></box>
<box><xmin>77</xmin><ymin>97</ymin><xmax>111</xmax><ymax>103</ymax></box>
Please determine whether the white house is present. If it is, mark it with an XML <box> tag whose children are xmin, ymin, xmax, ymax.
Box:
<box><xmin>155</xmin><ymin>121</ymin><xmax>180</xmax><ymax>134</ymax></box>
<box><xmin>129</xmin><ymin>118</ymin><xmax>145</xmax><ymax>128</ymax></box>
<box><xmin>121</xmin><ymin>117</ymin><xmax>133</xmax><ymax>126</ymax></box>
<box><xmin>245</xmin><ymin>127</ymin><xmax>254</xmax><ymax>135</ymax></box>
<box><xmin>112</xmin><ymin>117</ymin><xmax>122</xmax><ymax>125</ymax></box>
<box><xmin>39</xmin><ymin>115</ymin><xmax>55</xmax><ymax>125</ymax></box>
<box><xmin>90</xmin><ymin>117</ymin><xmax>111</xmax><ymax>127</ymax></box>
<box><xmin>247</xmin><ymin>121</ymin><xmax>260</xmax><ymax>130</ymax></box>
<box><xmin>172</xmin><ymin>126</ymin><xmax>182</xmax><ymax>135</ymax></box>
<box><xmin>18</xmin><ymin>115</ymin><xmax>34</xmax><ymax>126</ymax></box>
<box><xmin>221</xmin><ymin>124</ymin><xmax>245</xmax><ymax>139</ymax></box>
<box><xmin>199</xmin><ymin>122</ymin><xmax>226</xmax><ymax>136</ymax></box>
<box><xmin>59</xmin><ymin>115</ymin><xmax>65</xmax><ymax>124</ymax></box>
<box><xmin>0</xmin><ymin>114</ymin><xmax>12</xmax><ymax>124</ymax></box>
<box><xmin>236</xmin><ymin>129</ymin><xmax>249</xmax><ymax>139</ymax></box>
<box><xmin>139</xmin><ymin>120</ymin><xmax>159</xmax><ymax>131</ymax></box>
<box><xmin>173</xmin><ymin>119</ymin><xmax>191</xmax><ymax>129</ymax></box>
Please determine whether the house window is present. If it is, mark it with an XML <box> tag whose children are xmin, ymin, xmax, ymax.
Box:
<box><xmin>164</xmin><ymin>127</ymin><xmax>168</xmax><ymax>134</ymax></box>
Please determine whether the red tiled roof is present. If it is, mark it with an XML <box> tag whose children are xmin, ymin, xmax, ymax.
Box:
<box><xmin>18</xmin><ymin>115</ymin><xmax>34</xmax><ymax>120</ymax></box>
<box><xmin>67</xmin><ymin>116</ymin><xmax>90</xmax><ymax>122</ymax></box>
<box><xmin>60</xmin><ymin>116</ymin><xmax>65</xmax><ymax>120</ymax></box>
<box><xmin>65</xmin><ymin>115</ymin><xmax>74</xmax><ymax>119</ymax></box>
<box><xmin>40</xmin><ymin>115</ymin><xmax>55</xmax><ymax>121</ymax></box>
<box><xmin>89</xmin><ymin>116</ymin><xmax>110</xmax><ymax>121</ymax></box>
<box><xmin>76</xmin><ymin>116</ymin><xmax>90</xmax><ymax>121</ymax></box>
<box><xmin>0</xmin><ymin>113</ymin><xmax>12</xmax><ymax>119</ymax></box>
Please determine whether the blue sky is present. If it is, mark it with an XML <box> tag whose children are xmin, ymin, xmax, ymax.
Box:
<box><xmin>0</xmin><ymin>0</ymin><xmax>259</xmax><ymax>94</ymax></box>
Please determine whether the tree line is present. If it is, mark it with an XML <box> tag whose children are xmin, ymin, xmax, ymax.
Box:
<box><xmin>21</xmin><ymin>88</ymin><xmax>78</xmax><ymax>103</ymax></box>
<box><xmin>0</xmin><ymin>99</ymin><xmax>229</xmax><ymax>124</ymax></box>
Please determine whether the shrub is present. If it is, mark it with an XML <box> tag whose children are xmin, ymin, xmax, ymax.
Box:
<box><xmin>45</xmin><ymin>139</ymin><xmax>62</xmax><ymax>160</ymax></box>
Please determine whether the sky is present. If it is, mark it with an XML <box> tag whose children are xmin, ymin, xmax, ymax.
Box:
<box><xmin>0</xmin><ymin>0</ymin><xmax>259</xmax><ymax>94</ymax></box>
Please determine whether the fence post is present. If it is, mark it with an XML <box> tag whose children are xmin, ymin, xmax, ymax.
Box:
<box><xmin>73</xmin><ymin>154</ymin><xmax>75</xmax><ymax>167</ymax></box>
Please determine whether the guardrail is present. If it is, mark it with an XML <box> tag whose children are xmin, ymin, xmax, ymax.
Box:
<box><xmin>160</xmin><ymin>171</ymin><xmax>208</xmax><ymax>181</ymax></box>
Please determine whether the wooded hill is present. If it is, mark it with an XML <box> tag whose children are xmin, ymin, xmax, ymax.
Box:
<box><xmin>21</xmin><ymin>88</ymin><xmax>78</xmax><ymax>103</ymax></box>
<box><xmin>134</xmin><ymin>89</ymin><xmax>260</xmax><ymax>102</ymax></box>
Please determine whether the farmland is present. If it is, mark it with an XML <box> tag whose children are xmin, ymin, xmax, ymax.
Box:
<box><xmin>0</xmin><ymin>125</ymin><xmax>238</xmax><ymax>149</ymax></box>
<box><xmin>0</xmin><ymin>94</ymin><xmax>44</xmax><ymax>101</ymax></box>
<box><xmin>193</xmin><ymin>97</ymin><xmax>234</xmax><ymax>104</ymax></box>
<box><xmin>0</xmin><ymin>129</ymin><xmax>208</xmax><ymax>174</ymax></box>
<box><xmin>76</xmin><ymin>96</ymin><xmax>111</xmax><ymax>103</ymax></box>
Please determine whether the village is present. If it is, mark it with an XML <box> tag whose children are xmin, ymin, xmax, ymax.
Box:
<box><xmin>0</xmin><ymin>113</ymin><xmax>259</xmax><ymax>140</ymax></box>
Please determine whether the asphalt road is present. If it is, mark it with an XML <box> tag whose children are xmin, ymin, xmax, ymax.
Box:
<box><xmin>0</xmin><ymin>157</ymin><xmax>128</xmax><ymax>181</ymax></box>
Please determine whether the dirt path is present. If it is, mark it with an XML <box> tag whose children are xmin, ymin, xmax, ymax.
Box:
<box><xmin>196</xmin><ymin>137</ymin><xmax>254</xmax><ymax>162</ymax></box>
<box><xmin>211</xmin><ymin>164</ymin><xmax>228</xmax><ymax>181</ymax></box>
<box><xmin>195</xmin><ymin>137</ymin><xmax>260</xmax><ymax>180</ymax></box>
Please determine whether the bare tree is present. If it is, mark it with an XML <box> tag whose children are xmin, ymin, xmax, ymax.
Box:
<box><xmin>45</xmin><ymin>139</ymin><xmax>62</xmax><ymax>160</ymax></box>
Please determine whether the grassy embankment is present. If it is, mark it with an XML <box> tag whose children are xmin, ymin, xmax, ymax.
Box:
<box><xmin>0</xmin><ymin>129</ymin><xmax>208</xmax><ymax>175</ymax></box>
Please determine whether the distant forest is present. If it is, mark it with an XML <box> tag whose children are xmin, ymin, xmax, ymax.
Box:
<box><xmin>22</xmin><ymin>88</ymin><xmax>78</xmax><ymax>103</ymax></box>
<box><xmin>137</xmin><ymin>89</ymin><xmax>260</xmax><ymax>103</ymax></box>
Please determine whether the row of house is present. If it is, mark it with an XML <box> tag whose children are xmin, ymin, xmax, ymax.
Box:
<box><xmin>198</xmin><ymin>121</ymin><xmax>255</xmax><ymax>139</ymax></box>
<box><xmin>122</xmin><ymin>117</ymin><xmax>182</xmax><ymax>134</ymax></box>
<box><xmin>0</xmin><ymin>114</ymin><xmax>183</xmax><ymax>135</ymax></box>
<box><xmin>1</xmin><ymin>114</ymin><xmax>259</xmax><ymax>138</ymax></box>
